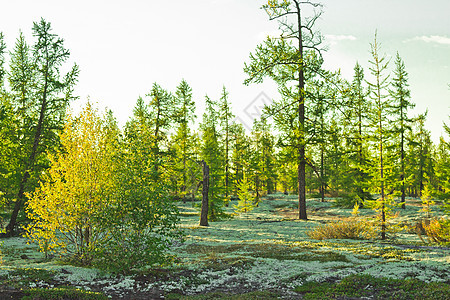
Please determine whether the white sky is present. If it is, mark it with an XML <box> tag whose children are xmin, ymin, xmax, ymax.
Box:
<box><xmin>1</xmin><ymin>0</ymin><xmax>449</xmax><ymax>142</ymax></box>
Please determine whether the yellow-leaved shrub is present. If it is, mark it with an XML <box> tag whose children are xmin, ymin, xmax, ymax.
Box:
<box><xmin>306</xmin><ymin>218</ymin><xmax>376</xmax><ymax>240</ymax></box>
<box><xmin>25</xmin><ymin>103</ymin><xmax>117</xmax><ymax>263</ymax></box>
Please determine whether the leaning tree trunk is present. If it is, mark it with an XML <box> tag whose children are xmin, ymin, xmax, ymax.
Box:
<box><xmin>6</xmin><ymin>81</ymin><xmax>48</xmax><ymax>236</ymax></box>
<box><xmin>199</xmin><ymin>161</ymin><xmax>210</xmax><ymax>226</ymax></box>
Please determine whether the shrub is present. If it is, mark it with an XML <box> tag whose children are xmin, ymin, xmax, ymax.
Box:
<box><xmin>418</xmin><ymin>218</ymin><xmax>450</xmax><ymax>245</ymax></box>
<box><xmin>25</xmin><ymin>103</ymin><xmax>182</xmax><ymax>272</ymax></box>
<box><xmin>306</xmin><ymin>218</ymin><xmax>375</xmax><ymax>240</ymax></box>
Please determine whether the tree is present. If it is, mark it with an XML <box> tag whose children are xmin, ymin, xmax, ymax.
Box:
<box><xmin>172</xmin><ymin>79</ymin><xmax>196</xmax><ymax>200</ymax></box>
<box><xmin>366</xmin><ymin>33</ymin><xmax>391</xmax><ymax>240</ymax></box>
<box><xmin>390</xmin><ymin>53</ymin><xmax>415</xmax><ymax>209</ymax></box>
<box><xmin>344</xmin><ymin>62</ymin><xmax>372</xmax><ymax>204</ymax></box>
<box><xmin>407</xmin><ymin>112</ymin><xmax>434</xmax><ymax>197</ymax></box>
<box><xmin>200</xmin><ymin>95</ymin><xmax>225</xmax><ymax>220</ymax></box>
<box><xmin>230</xmin><ymin>122</ymin><xmax>251</xmax><ymax>196</ymax></box>
<box><xmin>6</xmin><ymin>19</ymin><xmax>79</xmax><ymax>235</ymax></box>
<box><xmin>146</xmin><ymin>83</ymin><xmax>174</xmax><ymax>175</ymax></box>
<box><xmin>435</xmin><ymin>120</ymin><xmax>450</xmax><ymax>200</ymax></box>
<box><xmin>251</xmin><ymin>118</ymin><xmax>277</xmax><ymax>197</ymax></box>
<box><xmin>219</xmin><ymin>86</ymin><xmax>234</xmax><ymax>202</ymax></box>
<box><xmin>244</xmin><ymin>0</ymin><xmax>323</xmax><ymax>220</ymax></box>
<box><xmin>234</xmin><ymin>172</ymin><xmax>256</xmax><ymax>214</ymax></box>
<box><xmin>0</xmin><ymin>32</ymin><xmax>6</xmax><ymax>90</ymax></box>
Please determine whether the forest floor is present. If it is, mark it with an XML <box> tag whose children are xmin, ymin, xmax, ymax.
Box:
<box><xmin>0</xmin><ymin>193</ymin><xmax>449</xmax><ymax>299</ymax></box>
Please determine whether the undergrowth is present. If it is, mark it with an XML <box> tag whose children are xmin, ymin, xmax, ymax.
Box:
<box><xmin>418</xmin><ymin>218</ymin><xmax>450</xmax><ymax>245</ymax></box>
<box><xmin>306</xmin><ymin>218</ymin><xmax>375</xmax><ymax>240</ymax></box>
<box><xmin>294</xmin><ymin>274</ymin><xmax>450</xmax><ymax>299</ymax></box>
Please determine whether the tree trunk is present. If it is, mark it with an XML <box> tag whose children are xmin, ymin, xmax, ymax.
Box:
<box><xmin>296</xmin><ymin>1</ymin><xmax>307</xmax><ymax>220</ymax></box>
<box><xmin>199</xmin><ymin>161</ymin><xmax>209</xmax><ymax>226</ymax></box>
<box><xmin>5</xmin><ymin>75</ymin><xmax>48</xmax><ymax>236</ymax></box>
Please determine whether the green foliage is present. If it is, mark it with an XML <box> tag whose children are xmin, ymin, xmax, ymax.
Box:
<box><xmin>23</xmin><ymin>287</ymin><xmax>107</xmax><ymax>300</ymax></box>
<box><xmin>363</xmin><ymin>195</ymin><xmax>404</xmax><ymax>239</ymax></box>
<box><xmin>219</xmin><ymin>86</ymin><xmax>234</xmax><ymax>200</ymax></box>
<box><xmin>25</xmin><ymin>103</ymin><xmax>182</xmax><ymax>272</ymax></box>
<box><xmin>2</xmin><ymin>18</ymin><xmax>79</xmax><ymax>234</ymax></box>
<box><xmin>166</xmin><ymin>290</ymin><xmax>281</xmax><ymax>300</ymax></box>
<box><xmin>200</xmin><ymin>95</ymin><xmax>226</xmax><ymax>221</ymax></box>
<box><xmin>419</xmin><ymin>183</ymin><xmax>435</xmax><ymax>218</ymax></box>
<box><xmin>171</xmin><ymin>79</ymin><xmax>197</xmax><ymax>200</ymax></box>
<box><xmin>25</xmin><ymin>103</ymin><xmax>117</xmax><ymax>263</ymax></box>
<box><xmin>233</xmin><ymin>173</ymin><xmax>256</xmax><ymax>214</ymax></box>
<box><xmin>295</xmin><ymin>274</ymin><xmax>450</xmax><ymax>300</ymax></box>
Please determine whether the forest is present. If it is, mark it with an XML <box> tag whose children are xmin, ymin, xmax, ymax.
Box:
<box><xmin>0</xmin><ymin>1</ymin><xmax>449</xmax><ymax>299</ymax></box>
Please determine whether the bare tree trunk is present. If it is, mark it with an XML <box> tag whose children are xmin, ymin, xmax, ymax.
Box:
<box><xmin>296</xmin><ymin>1</ymin><xmax>307</xmax><ymax>220</ymax></box>
<box><xmin>199</xmin><ymin>161</ymin><xmax>209</xmax><ymax>226</ymax></box>
<box><xmin>400</xmin><ymin>127</ymin><xmax>406</xmax><ymax>209</ymax></box>
<box><xmin>320</xmin><ymin>146</ymin><xmax>325</xmax><ymax>202</ymax></box>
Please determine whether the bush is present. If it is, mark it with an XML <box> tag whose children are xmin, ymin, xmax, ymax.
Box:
<box><xmin>418</xmin><ymin>218</ymin><xmax>450</xmax><ymax>245</ymax></box>
<box><xmin>25</xmin><ymin>104</ymin><xmax>182</xmax><ymax>272</ymax></box>
<box><xmin>306</xmin><ymin>218</ymin><xmax>375</xmax><ymax>240</ymax></box>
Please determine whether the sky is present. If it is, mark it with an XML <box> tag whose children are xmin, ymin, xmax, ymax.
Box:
<box><xmin>1</xmin><ymin>0</ymin><xmax>449</xmax><ymax>142</ymax></box>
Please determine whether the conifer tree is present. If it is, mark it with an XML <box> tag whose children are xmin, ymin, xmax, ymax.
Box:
<box><xmin>6</xmin><ymin>19</ymin><xmax>79</xmax><ymax>235</ymax></box>
<box><xmin>408</xmin><ymin>113</ymin><xmax>434</xmax><ymax>197</ymax></box>
<box><xmin>146</xmin><ymin>83</ymin><xmax>174</xmax><ymax>175</ymax></box>
<box><xmin>435</xmin><ymin>134</ymin><xmax>450</xmax><ymax>200</ymax></box>
<box><xmin>367</xmin><ymin>33</ymin><xmax>391</xmax><ymax>240</ymax></box>
<box><xmin>390</xmin><ymin>53</ymin><xmax>415</xmax><ymax>208</ymax></box>
<box><xmin>219</xmin><ymin>86</ymin><xmax>234</xmax><ymax>201</ymax></box>
<box><xmin>0</xmin><ymin>32</ymin><xmax>6</xmax><ymax>90</ymax></box>
<box><xmin>234</xmin><ymin>172</ymin><xmax>256</xmax><ymax>214</ymax></box>
<box><xmin>244</xmin><ymin>0</ymin><xmax>324</xmax><ymax>220</ymax></box>
<box><xmin>230</xmin><ymin>122</ymin><xmax>251</xmax><ymax>196</ymax></box>
<box><xmin>173</xmin><ymin>79</ymin><xmax>196</xmax><ymax>199</ymax></box>
<box><xmin>200</xmin><ymin>95</ymin><xmax>225</xmax><ymax>220</ymax></box>
<box><xmin>344</xmin><ymin>62</ymin><xmax>372</xmax><ymax>204</ymax></box>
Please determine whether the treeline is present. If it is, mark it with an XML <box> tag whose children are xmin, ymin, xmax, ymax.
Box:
<box><xmin>0</xmin><ymin>13</ymin><xmax>449</xmax><ymax>247</ymax></box>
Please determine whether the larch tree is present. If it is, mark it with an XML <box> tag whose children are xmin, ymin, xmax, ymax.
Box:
<box><xmin>230</xmin><ymin>122</ymin><xmax>251</xmax><ymax>196</ymax></box>
<box><xmin>367</xmin><ymin>33</ymin><xmax>391</xmax><ymax>240</ymax></box>
<box><xmin>409</xmin><ymin>112</ymin><xmax>434</xmax><ymax>197</ymax></box>
<box><xmin>140</xmin><ymin>83</ymin><xmax>176</xmax><ymax>182</ymax></box>
<box><xmin>219</xmin><ymin>86</ymin><xmax>234</xmax><ymax>202</ymax></box>
<box><xmin>200</xmin><ymin>95</ymin><xmax>225</xmax><ymax>221</ymax></box>
<box><xmin>0</xmin><ymin>32</ymin><xmax>6</xmax><ymax>89</ymax></box>
<box><xmin>345</xmin><ymin>62</ymin><xmax>372</xmax><ymax>204</ymax></box>
<box><xmin>389</xmin><ymin>53</ymin><xmax>415</xmax><ymax>209</ymax></box>
<box><xmin>244</xmin><ymin>0</ymin><xmax>324</xmax><ymax>220</ymax></box>
<box><xmin>173</xmin><ymin>79</ymin><xmax>196</xmax><ymax>200</ymax></box>
<box><xmin>6</xmin><ymin>19</ymin><xmax>79</xmax><ymax>236</ymax></box>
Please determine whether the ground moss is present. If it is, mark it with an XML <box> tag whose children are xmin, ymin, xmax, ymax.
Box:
<box><xmin>294</xmin><ymin>274</ymin><xmax>450</xmax><ymax>300</ymax></box>
<box><xmin>22</xmin><ymin>286</ymin><xmax>107</xmax><ymax>300</ymax></box>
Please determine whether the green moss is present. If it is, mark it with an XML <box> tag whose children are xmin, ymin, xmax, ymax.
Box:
<box><xmin>294</xmin><ymin>274</ymin><xmax>450</xmax><ymax>300</ymax></box>
<box><xmin>0</xmin><ymin>268</ymin><xmax>57</xmax><ymax>288</ymax></box>
<box><xmin>166</xmin><ymin>290</ymin><xmax>281</xmax><ymax>299</ymax></box>
<box><xmin>22</xmin><ymin>286</ymin><xmax>107</xmax><ymax>300</ymax></box>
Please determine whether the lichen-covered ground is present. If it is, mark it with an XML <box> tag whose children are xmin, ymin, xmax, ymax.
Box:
<box><xmin>0</xmin><ymin>193</ymin><xmax>449</xmax><ymax>299</ymax></box>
